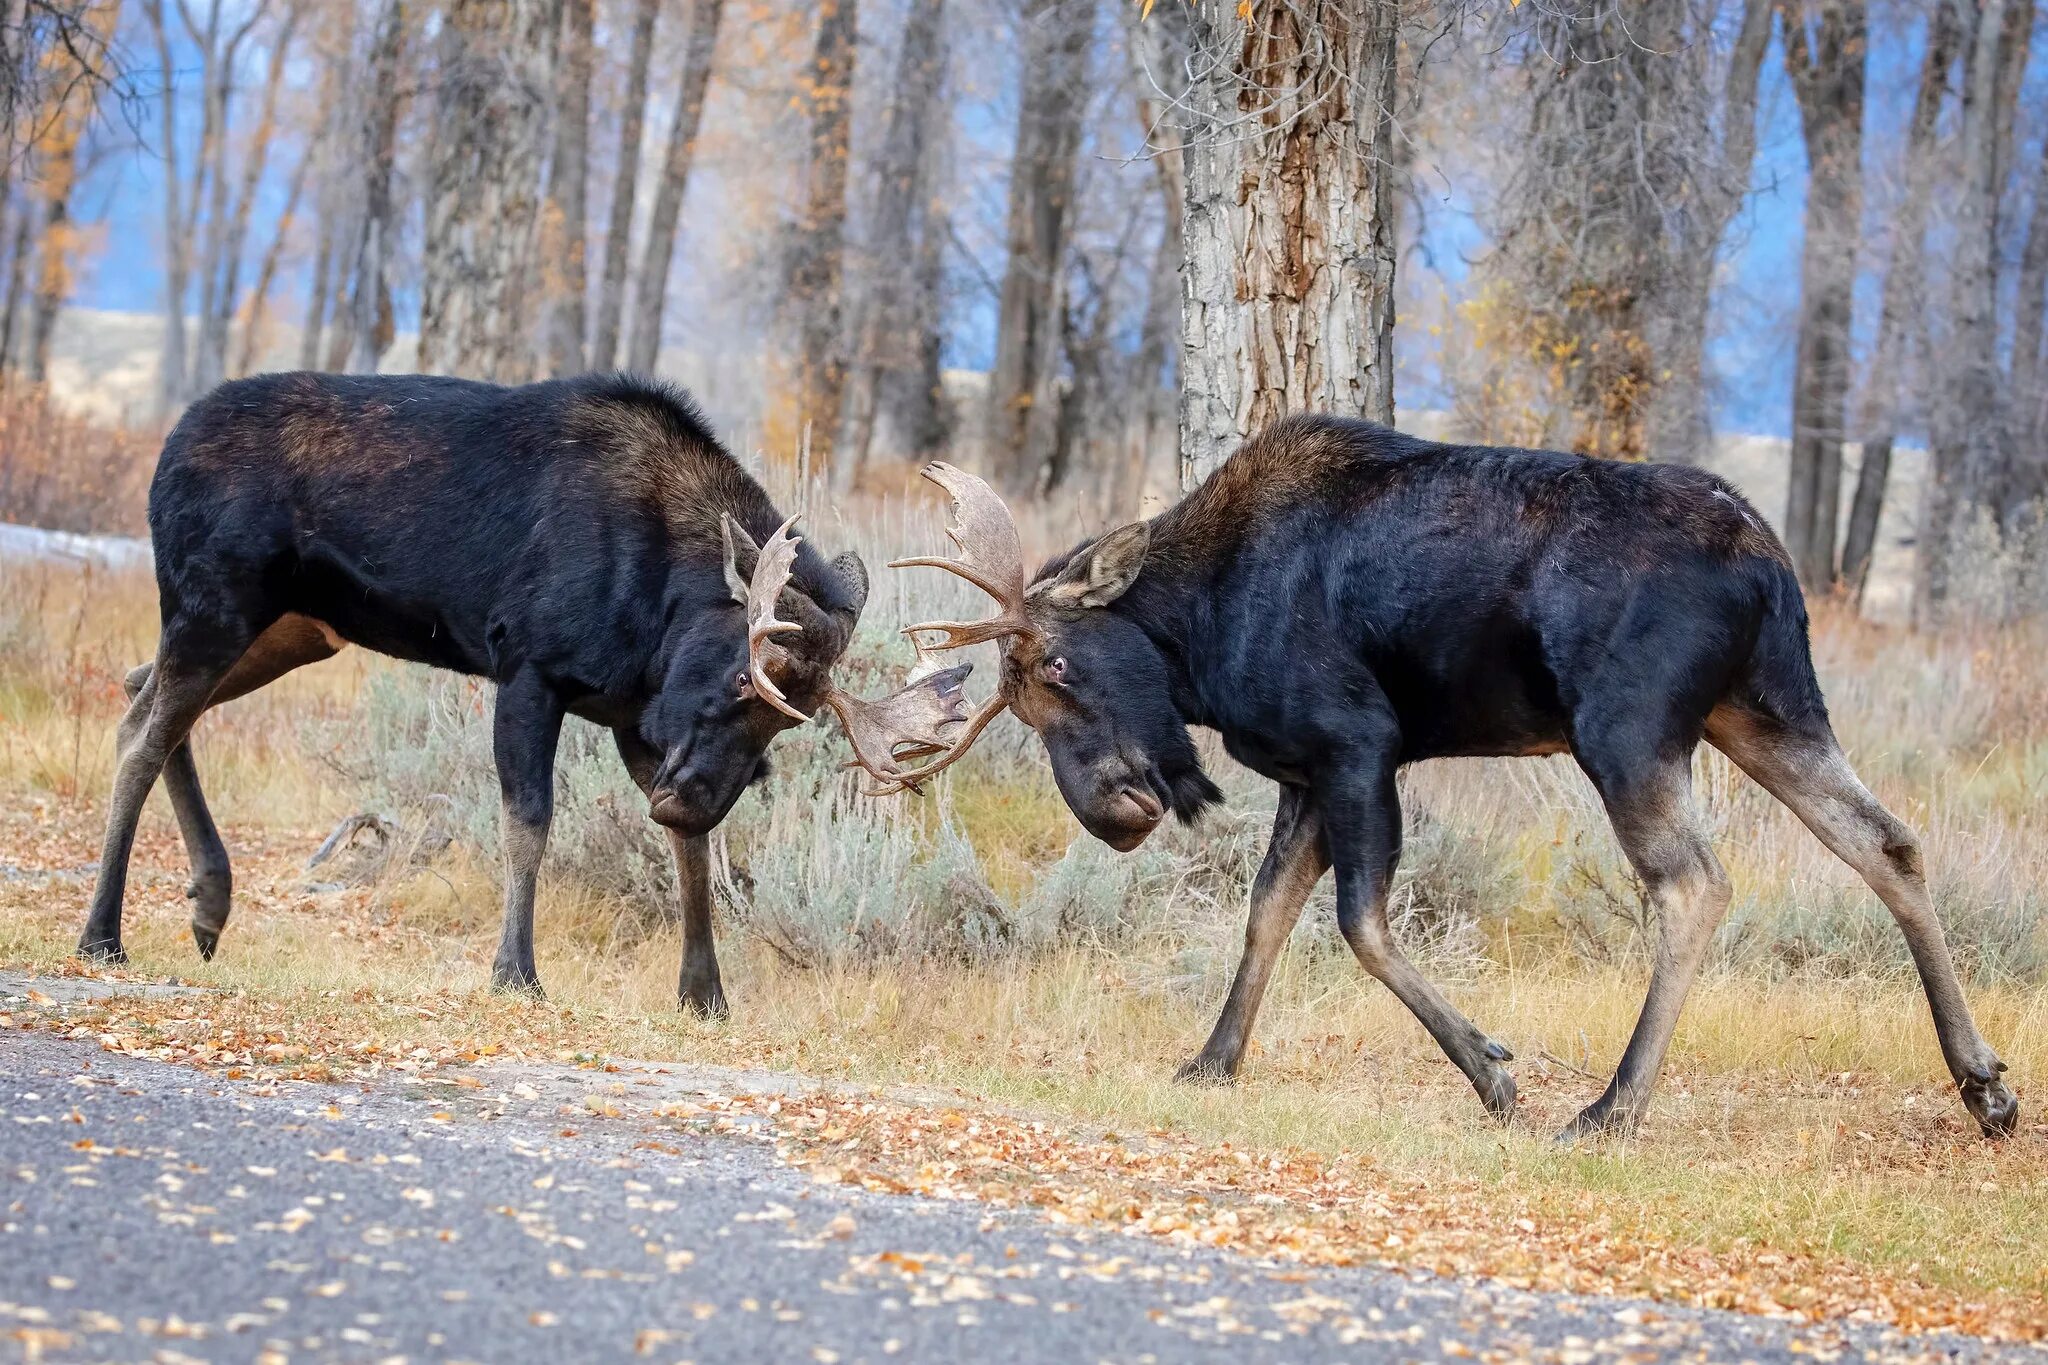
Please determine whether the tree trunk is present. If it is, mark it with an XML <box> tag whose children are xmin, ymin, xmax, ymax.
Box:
<box><xmin>591</xmin><ymin>0</ymin><xmax>659</xmax><ymax>370</ymax></box>
<box><xmin>1918</xmin><ymin>0</ymin><xmax>2022</xmax><ymax>622</ymax></box>
<box><xmin>417</xmin><ymin>0</ymin><xmax>557</xmax><ymax>381</ymax></box>
<box><xmin>235</xmin><ymin>132</ymin><xmax>313</xmax><ymax>375</ymax></box>
<box><xmin>986</xmin><ymin>0</ymin><xmax>1090</xmax><ymax>495</ymax></box>
<box><xmin>1841</xmin><ymin>0</ymin><xmax>1958</xmax><ymax>603</ymax></box>
<box><xmin>1121</xmin><ymin>0</ymin><xmax>1188</xmax><ymax>510</ymax></box>
<box><xmin>1179</xmin><ymin>0</ymin><xmax>1398</xmax><ymax>488</ymax></box>
<box><xmin>0</xmin><ymin>198</ymin><xmax>35</xmax><ymax>374</ymax></box>
<box><xmin>626</xmin><ymin>0</ymin><xmax>725</xmax><ymax>375</ymax></box>
<box><xmin>201</xmin><ymin>5</ymin><xmax>300</xmax><ymax>389</ymax></box>
<box><xmin>784</xmin><ymin>0</ymin><xmax>858</xmax><ymax>457</ymax></box>
<box><xmin>543</xmin><ymin>0</ymin><xmax>594</xmax><ymax>377</ymax></box>
<box><xmin>1644</xmin><ymin>0</ymin><xmax>1771</xmax><ymax>464</ymax></box>
<box><xmin>142</xmin><ymin>0</ymin><xmax>188</xmax><ymax>413</ymax></box>
<box><xmin>833</xmin><ymin>0</ymin><xmax>948</xmax><ymax>487</ymax></box>
<box><xmin>344</xmin><ymin>0</ymin><xmax>404</xmax><ymax>374</ymax></box>
<box><xmin>1780</xmin><ymin>0</ymin><xmax>1867</xmax><ymax>590</ymax></box>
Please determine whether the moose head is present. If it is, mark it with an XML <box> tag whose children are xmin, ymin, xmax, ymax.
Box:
<box><xmin>644</xmin><ymin>512</ymin><xmax>973</xmax><ymax>834</ymax></box>
<box><xmin>877</xmin><ymin>464</ymin><xmax>1219</xmax><ymax>849</ymax></box>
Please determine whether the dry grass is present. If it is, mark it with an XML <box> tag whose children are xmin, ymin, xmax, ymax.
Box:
<box><xmin>3</xmin><ymin>516</ymin><xmax>2046</xmax><ymax>1332</ymax></box>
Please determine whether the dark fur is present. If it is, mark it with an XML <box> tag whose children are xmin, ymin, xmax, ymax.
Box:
<box><xmin>80</xmin><ymin>371</ymin><xmax>863</xmax><ymax>1011</ymax></box>
<box><xmin>1005</xmin><ymin>414</ymin><xmax>2015</xmax><ymax>1139</ymax></box>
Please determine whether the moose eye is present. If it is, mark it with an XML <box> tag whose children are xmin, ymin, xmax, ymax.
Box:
<box><xmin>735</xmin><ymin>671</ymin><xmax>753</xmax><ymax>699</ymax></box>
<box><xmin>1043</xmin><ymin>656</ymin><xmax>1068</xmax><ymax>684</ymax></box>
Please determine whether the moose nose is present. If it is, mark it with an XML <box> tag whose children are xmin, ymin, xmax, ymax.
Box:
<box><xmin>1120</xmin><ymin>785</ymin><xmax>1164</xmax><ymax>824</ymax></box>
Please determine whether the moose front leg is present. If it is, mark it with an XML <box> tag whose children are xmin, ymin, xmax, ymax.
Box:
<box><xmin>1324</xmin><ymin>753</ymin><xmax>1518</xmax><ymax>1123</ymax></box>
<box><xmin>611</xmin><ymin>729</ymin><xmax>728</xmax><ymax>1019</ymax></box>
<box><xmin>489</xmin><ymin>671</ymin><xmax>565</xmax><ymax>997</ymax></box>
<box><xmin>1176</xmin><ymin>785</ymin><xmax>1328</xmax><ymax>1084</ymax></box>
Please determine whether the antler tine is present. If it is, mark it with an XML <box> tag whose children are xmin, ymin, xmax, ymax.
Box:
<box><xmin>741</xmin><ymin>512</ymin><xmax>808</xmax><ymax>722</ymax></box>
<box><xmin>887</xmin><ymin>462</ymin><xmax>1034</xmax><ymax>647</ymax></box>
<box><xmin>859</xmin><ymin>692</ymin><xmax>1011</xmax><ymax>797</ymax></box>
<box><xmin>822</xmin><ymin>662</ymin><xmax>976</xmax><ymax>794</ymax></box>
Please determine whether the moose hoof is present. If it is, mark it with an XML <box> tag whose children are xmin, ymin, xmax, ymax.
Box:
<box><xmin>191</xmin><ymin>923</ymin><xmax>222</xmax><ymax>962</ymax></box>
<box><xmin>1172</xmin><ymin>1056</ymin><xmax>1237</xmax><ymax>1087</ymax></box>
<box><xmin>76</xmin><ymin>936</ymin><xmax>126</xmax><ymax>966</ymax></box>
<box><xmin>679</xmin><ymin>986</ymin><xmax>729</xmax><ymax>1022</ymax></box>
<box><xmin>1554</xmin><ymin>1100</ymin><xmax>1639</xmax><ymax>1147</ymax></box>
<box><xmin>1473</xmin><ymin>1064</ymin><xmax>1518</xmax><ymax>1123</ymax></box>
<box><xmin>1961</xmin><ymin>1065</ymin><xmax>2019</xmax><ymax>1140</ymax></box>
<box><xmin>489</xmin><ymin>966</ymin><xmax>545</xmax><ymax>1000</ymax></box>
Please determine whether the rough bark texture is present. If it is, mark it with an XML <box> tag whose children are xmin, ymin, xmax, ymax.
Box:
<box><xmin>1179</xmin><ymin>0</ymin><xmax>1398</xmax><ymax>488</ymax></box>
<box><xmin>986</xmin><ymin>0</ymin><xmax>1091</xmax><ymax>495</ymax></box>
<box><xmin>542</xmin><ymin>0</ymin><xmax>593</xmax><ymax>377</ymax></box>
<box><xmin>785</xmin><ymin>0</ymin><xmax>857</xmax><ymax>454</ymax></box>
<box><xmin>1840</xmin><ymin>0</ymin><xmax>1957</xmax><ymax>603</ymax></box>
<box><xmin>626</xmin><ymin>0</ymin><xmax>724</xmax><ymax>375</ymax></box>
<box><xmin>416</xmin><ymin>0</ymin><xmax>557</xmax><ymax>382</ymax></box>
<box><xmin>1918</xmin><ymin>0</ymin><xmax>2024</xmax><ymax>622</ymax></box>
<box><xmin>1121</xmin><ymin>0</ymin><xmax>1187</xmax><ymax>510</ymax></box>
<box><xmin>834</xmin><ymin>0</ymin><xmax>948</xmax><ymax>487</ymax></box>
<box><xmin>1644</xmin><ymin>0</ymin><xmax>1772</xmax><ymax>464</ymax></box>
<box><xmin>343</xmin><ymin>0</ymin><xmax>404</xmax><ymax>374</ymax></box>
<box><xmin>591</xmin><ymin>0</ymin><xmax>658</xmax><ymax>371</ymax></box>
<box><xmin>1781</xmin><ymin>0</ymin><xmax>1867</xmax><ymax>590</ymax></box>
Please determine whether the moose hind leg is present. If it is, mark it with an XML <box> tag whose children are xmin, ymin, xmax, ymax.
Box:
<box><xmin>122</xmin><ymin>662</ymin><xmax>232</xmax><ymax>960</ymax></box>
<box><xmin>1561</xmin><ymin>752</ymin><xmax>1731</xmax><ymax>1142</ymax></box>
<box><xmin>1326</xmin><ymin>761</ymin><xmax>1518</xmax><ymax>1122</ymax></box>
<box><xmin>1177</xmin><ymin>785</ymin><xmax>1327</xmax><ymax>1083</ymax></box>
<box><xmin>121</xmin><ymin>617</ymin><xmax>345</xmax><ymax>960</ymax></box>
<box><xmin>79</xmin><ymin>638</ymin><xmax>250</xmax><ymax>962</ymax></box>
<box><xmin>1708</xmin><ymin>708</ymin><xmax>2017</xmax><ymax>1137</ymax></box>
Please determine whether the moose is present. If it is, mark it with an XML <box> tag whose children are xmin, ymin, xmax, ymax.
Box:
<box><xmin>77</xmin><ymin>371</ymin><xmax>965</xmax><ymax>1013</ymax></box>
<box><xmin>886</xmin><ymin>416</ymin><xmax>2020</xmax><ymax>1141</ymax></box>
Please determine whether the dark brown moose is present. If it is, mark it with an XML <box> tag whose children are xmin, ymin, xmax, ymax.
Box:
<box><xmin>885</xmin><ymin>416</ymin><xmax>2019</xmax><ymax>1142</ymax></box>
<box><xmin>77</xmin><ymin>371</ymin><xmax>966</xmax><ymax>1014</ymax></box>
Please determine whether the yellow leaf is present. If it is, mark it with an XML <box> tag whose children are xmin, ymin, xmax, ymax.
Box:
<box><xmin>1237</xmin><ymin>0</ymin><xmax>1252</xmax><ymax>17</ymax></box>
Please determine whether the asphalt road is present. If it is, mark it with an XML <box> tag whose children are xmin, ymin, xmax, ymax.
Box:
<box><xmin>0</xmin><ymin>1031</ymin><xmax>2023</xmax><ymax>1364</ymax></box>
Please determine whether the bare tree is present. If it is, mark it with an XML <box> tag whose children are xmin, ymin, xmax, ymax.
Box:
<box><xmin>783</xmin><ymin>0</ymin><xmax>857</xmax><ymax>454</ymax></box>
<box><xmin>1780</xmin><ymin>0</ymin><xmax>1868</xmax><ymax>589</ymax></box>
<box><xmin>194</xmin><ymin>3</ymin><xmax>301</xmax><ymax>392</ymax></box>
<box><xmin>833</xmin><ymin>0</ymin><xmax>948</xmax><ymax>488</ymax></box>
<box><xmin>1122</xmin><ymin>0</ymin><xmax>1189</xmax><ymax>507</ymax></box>
<box><xmin>625</xmin><ymin>0</ymin><xmax>723</xmax><ymax>375</ymax></box>
<box><xmin>542</xmin><ymin>0</ymin><xmax>593</xmax><ymax>377</ymax></box>
<box><xmin>986</xmin><ymin>0</ymin><xmax>1090</xmax><ymax>495</ymax></box>
<box><xmin>591</xmin><ymin>0</ymin><xmax>658</xmax><ymax>371</ymax></box>
<box><xmin>416</xmin><ymin>0</ymin><xmax>557</xmax><ymax>381</ymax></box>
<box><xmin>1179</xmin><ymin>0</ymin><xmax>1398</xmax><ymax>487</ymax></box>
<box><xmin>1840</xmin><ymin>0</ymin><xmax>1958</xmax><ymax>602</ymax></box>
<box><xmin>1917</xmin><ymin>0</ymin><xmax>2030</xmax><ymax>621</ymax></box>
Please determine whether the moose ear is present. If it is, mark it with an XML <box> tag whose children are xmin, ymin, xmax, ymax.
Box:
<box><xmin>1038</xmin><ymin>522</ymin><xmax>1150</xmax><ymax>610</ymax></box>
<box><xmin>831</xmin><ymin>551</ymin><xmax>870</xmax><ymax>624</ymax></box>
<box><xmin>720</xmin><ymin>514</ymin><xmax>759</xmax><ymax>607</ymax></box>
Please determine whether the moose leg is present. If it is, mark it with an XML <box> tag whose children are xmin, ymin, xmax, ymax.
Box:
<box><xmin>1176</xmin><ymin>784</ymin><xmax>1327</xmax><ymax>1083</ymax></box>
<box><xmin>488</xmin><ymin>670</ymin><xmax>564</xmax><ymax>997</ymax></box>
<box><xmin>1560</xmin><ymin>749</ymin><xmax>1731</xmax><ymax>1142</ymax></box>
<box><xmin>1325</xmin><ymin>753</ymin><xmax>1518</xmax><ymax>1121</ymax></box>
<box><xmin>1707</xmin><ymin>707</ymin><xmax>2017</xmax><ymax>1137</ymax></box>
<box><xmin>78</xmin><ymin>627</ymin><xmax>254</xmax><ymax>963</ymax></box>
<box><xmin>124</xmin><ymin>616</ymin><xmax>345</xmax><ymax>960</ymax></box>
<box><xmin>611</xmin><ymin>729</ymin><xmax>729</xmax><ymax>1019</ymax></box>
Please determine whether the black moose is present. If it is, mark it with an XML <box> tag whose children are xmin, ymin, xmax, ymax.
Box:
<box><xmin>886</xmin><ymin>416</ymin><xmax>2019</xmax><ymax>1141</ymax></box>
<box><xmin>77</xmin><ymin>371</ymin><xmax>965</xmax><ymax>1013</ymax></box>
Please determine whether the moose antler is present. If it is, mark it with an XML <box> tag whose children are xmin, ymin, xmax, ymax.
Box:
<box><xmin>822</xmin><ymin>662</ymin><xmax>974</xmax><ymax>795</ymax></box>
<box><xmin>889</xmin><ymin>462</ymin><xmax>1036</xmax><ymax>649</ymax></box>
<box><xmin>858</xmin><ymin>462</ymin><xmax>1041</xmax><ymax>793</ymax></box>
<box><xmin>728</xmin><ymin>512</ymin><xmax>809</xmax><ymax>721</ymax></box>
